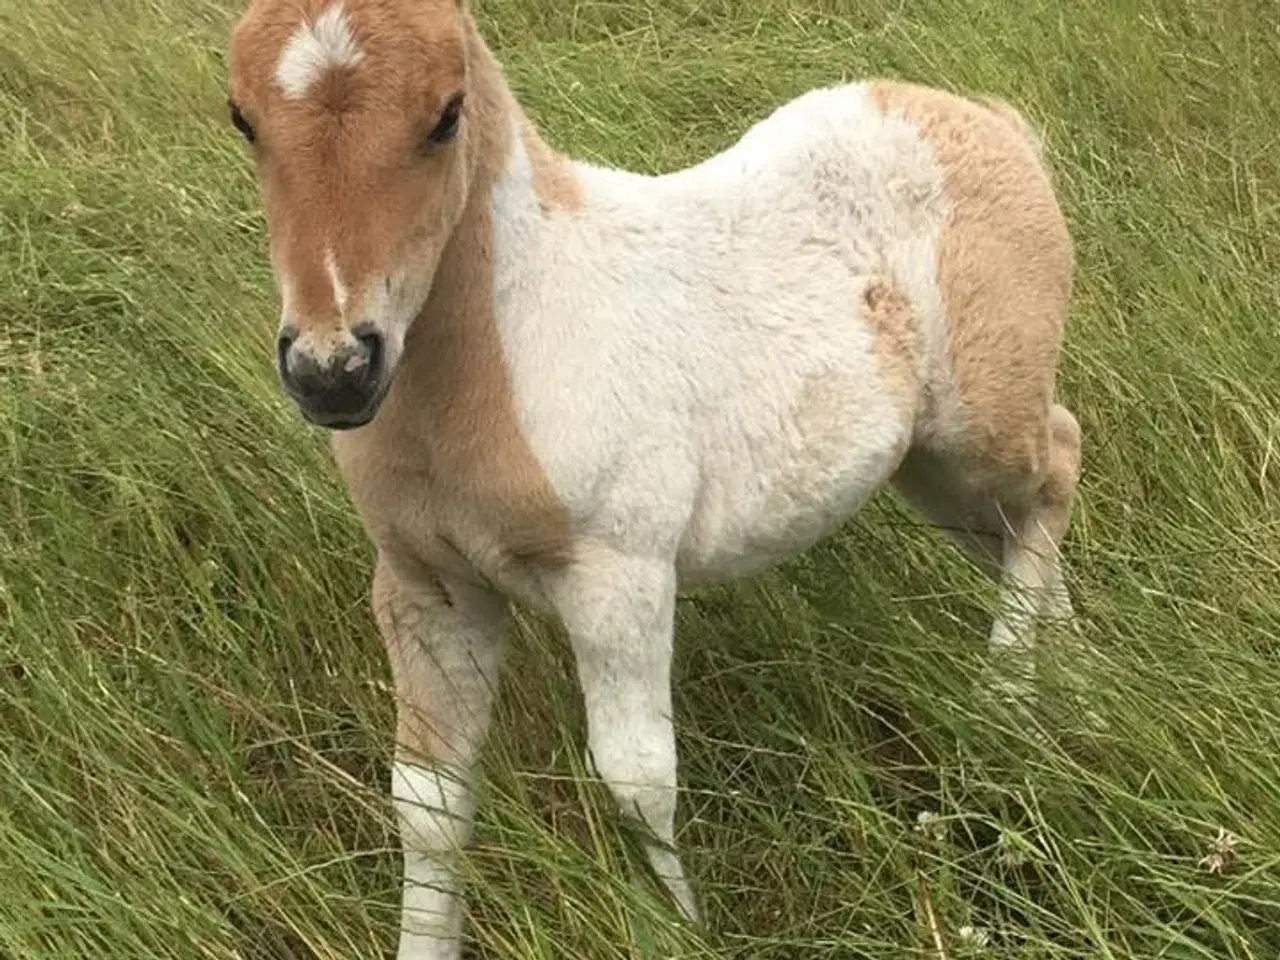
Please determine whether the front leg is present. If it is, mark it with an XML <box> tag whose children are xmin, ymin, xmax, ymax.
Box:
<box><xmin>372</xmin><ymin>555</ymin><xmax>508</xmax><ymax>960</ymax></box>
<box><xmin>552</xmin><ymin>552</ymin><xmax>699</xmax><ymax>922</ymax></box>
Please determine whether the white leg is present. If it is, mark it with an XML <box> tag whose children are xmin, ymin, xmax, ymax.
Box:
<box><xmin>990</xmin><ymin>407</ymin><xmax>1081</xmax><ymax>657</ymax></box>
<box><xmin>1043</xmin><ymin>560</ymin><xmax>1075</xmax><ymax>623</ymax></box>
<box><xmin>988</xmin><ymin>480</ymin><xmax>1077</xmax><ymax>694</ymax></box>
<box><xmin>372</xmin><ymin>556</ymin><xmax>508</xmax><ymax>960</ymax></box>
<box><xmin>988</xmin><ymin>513</ymin><xmax>1057</xmax><ymax>657</ymax></box>
<box><xmin>553</xmin><ymin>553</ymin><xmax>699</xmax><ymax>921</ymax></box>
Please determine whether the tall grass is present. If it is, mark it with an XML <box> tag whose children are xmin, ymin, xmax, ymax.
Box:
<box><xmin>2</xmin><ymin>0</ymin><xmax>1279</xmax><ymax>956</ymax></box>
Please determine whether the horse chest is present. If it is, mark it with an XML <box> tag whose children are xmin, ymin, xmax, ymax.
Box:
<box><xmin>333</xmin><ymin>428</ymin><xmax>572</xmax><ymax>602</ymax></box>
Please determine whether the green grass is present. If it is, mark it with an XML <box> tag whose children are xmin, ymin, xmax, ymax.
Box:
<box><xmin>3</xmin><ymin>0</ymin><xmax>1279</xmax><ymax>956</ymax></box>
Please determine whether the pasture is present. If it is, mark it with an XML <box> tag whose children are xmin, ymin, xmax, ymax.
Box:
<box><xmin>2</xmin><ymin>0</ymin><xmax>1278</xmax><ymax>956</ymax></box>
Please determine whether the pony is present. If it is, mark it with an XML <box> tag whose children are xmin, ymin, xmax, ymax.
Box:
<box><xmin>226</xmin><ymin>1</ymin><xmax>1081</xmax><ymax>956</ymax></box>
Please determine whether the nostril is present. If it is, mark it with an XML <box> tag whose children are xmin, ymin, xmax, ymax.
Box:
<box><xmin>277</xmin><ymin>328</ymin><xmax>298</xmax><ymax>378</ymax></box>
<box><xmin>351</xmin><ymin>327</ymin><xmax>384</xmax><ymax>378</ymax></box>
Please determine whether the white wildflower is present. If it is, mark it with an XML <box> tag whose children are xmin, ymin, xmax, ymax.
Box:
<box><xmin>914</xmin><ymin>810</ymin><xmax>947</xmax><ymax>842</ymax></box>
<box><xmin>1198</xmin><ymin>827</ymin><xmax>1240</xmax><ymax>876</ymax></box>
<box><xmin>957</xmin><ymin>924</ymin><xmax>991</xmax><ymax>950</ymax></box>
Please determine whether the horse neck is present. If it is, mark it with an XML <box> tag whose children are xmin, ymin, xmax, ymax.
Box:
<box><xmin>377</xmin><ymin>18</ymin><xmax>545</xmax><ymax>440</ymax></box>
<box><xmin>430</xmin><ymin>16</ymin><xmax>539</xmax><ymax>298</ymax></box>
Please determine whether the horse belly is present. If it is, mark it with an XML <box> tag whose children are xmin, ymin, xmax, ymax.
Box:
<box><xmin>676</xmin><ymin>367</ymin><xmax>912</xmax><ymax>585</ymax></box>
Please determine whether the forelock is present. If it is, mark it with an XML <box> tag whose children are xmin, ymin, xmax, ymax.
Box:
<box><xmin>232</xmin><ymin>0</ymin><xmax>467</xmax><ymax>107</ymax></box>
<box><xmin>274</xmin><ymin>3</ymin><xmax>365</xmax><ymax>100</ymax></box>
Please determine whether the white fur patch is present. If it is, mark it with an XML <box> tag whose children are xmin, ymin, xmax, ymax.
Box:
<box><xmin>274</xmin><ymin>4</ymin><xmax>364</xmax><ymax>100</ymax></box>
<box><xmin>392</xmin><ymin>761</ymin><xmax>474</xmax><ymax>952</ymax></box>
<box><xmin>488</xmin><ymin>83</ymin><xmax>940</xmax><ymax>582</ymax></box>
<box><xmin>323</xmin><ymin>246</ymin><xmax>348</xmax><ymax>314</ymax></box>
<box><xmin>392</xmin><ymin>760</ymin><xmax>473</xmax><ymax>851</ymax></box>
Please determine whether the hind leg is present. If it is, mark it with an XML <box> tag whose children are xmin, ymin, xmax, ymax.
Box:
<box><xmin>892</xmin><ymin>404</ymin><xmax>1082</xmax><ymax>674</ymax></box>
<box><xmin>981</xmin><ymin>405</ymin><xmax>1082</xmax><ymax>703</ymax></box>
<box><xmin>986</xmin><ymin>405</ymin><xmax>1081</xmax><ymax>657</ymax></box>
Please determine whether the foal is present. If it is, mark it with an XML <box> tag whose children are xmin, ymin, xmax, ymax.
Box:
<box><xmin>227</xmin><ymin>0</ymin><xmax>1081</xmax><ymax>955</ymax></box>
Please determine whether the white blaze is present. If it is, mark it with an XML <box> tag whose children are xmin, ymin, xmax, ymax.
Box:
<box><xmin>274</xmin><ymin>4</ymin><xmax>364</xmax><ymax>100</ymax></box>
<box><xmin>323</xmin><ymin>246</ymin><xmax>348</xmax><ymax>315</ymax></box>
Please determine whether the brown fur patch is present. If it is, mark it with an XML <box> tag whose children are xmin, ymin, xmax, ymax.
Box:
<box><xmin>870</xmin><ymin>81</ymin><xmax>1074</xmax><ymax>485</ymax></box>
<box><xmin>520</xmin><ymin>121</ymin><xmax>585</xmax><ymax>212</ymax></box>
<box><xmin>974</xmin><ymin>95</ymin><xmax>1046</xmax><ymax>163</ymax></box>
<box><xmin>328</xmin><ymin>17</ymin><xmax>575</xmax><ymax>580</ymax></box>
<box><xmin>1035</xmin><ymin>404</ymin><xmax>1082</xmax><ymax>539</ymax></box>
<box><xmin>372</xmin><ymin>559</ymin><xmax>455</xmax><ymax>760</ymax></box>
<box><xmin>862</xmin><ymin>276</ymin><xmax>920</xmax><ymax>414</ymax></box>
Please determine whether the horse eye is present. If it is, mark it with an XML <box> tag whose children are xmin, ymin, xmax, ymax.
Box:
<box><xmin>426</xmin><ymin>94</ymin><xmax>464</xmax><ymax>145</ymax></box>
<box><xmin>228</xmin><ymin>101</ymin><xmax>256</xmax><ymax>144</ymax></box>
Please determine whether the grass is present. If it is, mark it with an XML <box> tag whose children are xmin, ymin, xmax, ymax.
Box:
<box><xmin>2</xmin><ymin>0</ymin><xmax>1279</xmax><ymax>956</ymax></box>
